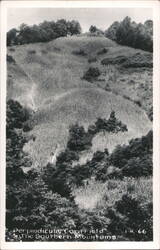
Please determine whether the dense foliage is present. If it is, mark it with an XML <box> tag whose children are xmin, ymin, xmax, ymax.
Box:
<box><xmin>107</xmin><ymin>194</ymin><xmax>153</xmax><ymax>241</ymax></box>
<box><xmin>105</xmin><ymin>17</ymin><xmax>153</xmax><ymax>52</ymax></box>
<box><xmin>6</xmin><ymin>100</ymin><xmax>153</xmax><ymax>241</ymax></box>
<box><xmin>67</xmin><ymin>123</ymin><xmax>93</xmax><ymax>151</ymax></box>
<box><xmin>94</xmin><ymin>111</ymin><xmax>128</xmax><ymax>134</ymax></box>
<box><xmin>6</xmin><ymin>100</ymin><xmax>32</xmax><ymax>184</ymax></box>
<box><xmin>7</xmin><ymin>19</ymin><xmax>81</xmax><ymax>46</ymax></box>
<box><xmin>110</xmin><ymin>130</ymin><xmax>152</xmax><ymax>177</ymax></box>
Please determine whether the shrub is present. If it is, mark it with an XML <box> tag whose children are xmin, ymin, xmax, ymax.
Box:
<box><xmin>56</xmin><ymin>148</ymin><xmax>79</xmax><ymax>164</ymax></box>
<box><xmin>83</xmin><ymin>67</ymin><xmax>101</xmax><ymax>82</ymax></box>
<box><xmin>94</xmin><ymin>111</ymin><xmax>128</xmax><ymax>134</ymax></box>
<box><xmin>101</xmin><ymin>54</ymin><xmax>153</xmax><ymax>68</ymax></box>
<box><xmin>88</xmin><ymin>57</ymin><xmax>97</xmax><ymax>63</ymax></box>
<box><xmin>41</xmin><ymin>49</ymin><xmax>47</xmax><ymax>54</ymax></box>
<box><xmin>9</xmin><ymin>48</ymin><xmax>15</xmax><ymax>52</ymax></box>
<box><xmin>122</xmin><ymin>155</ymin><xmax>152</xmax><ymax>177</ymax></box>
<box><xmin>42</xmin><ymin>163</ymin><xmax>74</xmax><ymax>200</ymax></box>
<box><xmin>72</xmin><ymin>49</ymin><xmax>87</xmax><ymax>56</ymax></box>
<box><xmin>97</xmin><ymin>48</ymin><xmax>108</xmax><ymax>55</ymax></box>
<box><xmin>71</xmin><ymin>164</ymin><xmax>93</xmax><ymax>187</ymax></box>
<box><xmin>53</xmin><ymin>47</ymin><xmax>61</xmax><ymax>52</ymax></box>
<box><xmin>28</xmin><ymin>49</ymin><xmax>36</xmax><ymax>54</ymax></box>
<box><xmin>7</xmin><ymin>55</ymin><xmax>15</xmax><ymax>63</ymax></box>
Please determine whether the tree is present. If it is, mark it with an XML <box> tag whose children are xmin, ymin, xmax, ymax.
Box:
<box><xmin>7</xmin><ymin>28</ymin><xmax>18</xmax><ymax>46</ymax></box>
<box><xmin>55</xmin><ymin>19</ymin><xmax>68</xmax><ymax>37</ymax></box>
<box><xmin>67</xmin><ymin>123</ymin><xmax>92</xmax><ymax>151</ymax></box>
<box><xmin>67</xmin><ymin>20</ymin><xmax>82</xmax><ymax>36</ymax></box>
<box><xmin>105</xmin><ymin>21</ymin><xmax>120</xmax><ymax>41</ymax></box>
<box><xmin>116</xmin><ymin>16</ymin><xmax>135</xmax><ymax>46</ymax></box>
<box><xmin>105</xmin><ymin>16</ymin><xmax>153</xmax><ymax>52</ymax></box>
<box><xmin>89</xmin><ymin>25</ymin><xmax>97</xmax><ymax>33</ymax></box>
<box><xmin>7</xmin><ymin>19</ymin><xmax>82</xmax><ymax>46</ymax></box>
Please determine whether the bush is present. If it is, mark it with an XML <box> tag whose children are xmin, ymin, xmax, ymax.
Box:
<box><xmin>28</xmin><ymin>49</ymin><xmax>36</xmax><ymax>54</ymax></box>
<box><xmin>9</xmin><ymin>48</ymin><xmax>15</xmax><ymax>52</ymax></box>
<box><xmin>83</xmin><ymin>67</ymin><xmax>101</xmax><ymax>82</ymax></box>
<box><xmin>88</xmin><ymin>57</ymin><xmax>97</xmax><ymax>63</ymax></box>
<box><xmin>97</xmin><ymin>48</ymin><xmax>108</xmax><ymax>55</ymax></box>
<box><xmin>101</xmin><ymin>53</ymin><xmax>153</xmax><ymax>68</ymax></box>
<box><xmin>41</xmin><ymin>49</ymin><xmax>48</xmax><ymax>54</ymax></box>
<box><xmin>122</xmin><ymin>155</ymin><xmax>152</xmax><ymax>177</ymax></box>
<box><xmin>7</xmin><ymin>55</ymin><xmax>15</xmax><ymax>63</ymax></box>
<box><xmin>94</xmin><ymin>111</ymin><xmax>128</xmax><ymax>134</ymax></box>
<box><xmin>56</xmin><ymin>148</ymin><xmax>79</xmax><ymax>164</ymax></box>
<box><xmin>72</xmin><ymin>49</ymin><xmax>87</xmax><ymax>56</ymax></box>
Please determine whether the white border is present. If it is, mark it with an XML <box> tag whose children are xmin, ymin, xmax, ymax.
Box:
<box><xmin>1</xmin><ymin>1</ymin><xmax>160</xmax><ymax>250</ymax></box>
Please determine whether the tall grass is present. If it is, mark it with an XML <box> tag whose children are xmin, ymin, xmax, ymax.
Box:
<box><xmin>73</xmin><ymin>177</ymin><xmax>152</xmax><ymax>210</ymax></box>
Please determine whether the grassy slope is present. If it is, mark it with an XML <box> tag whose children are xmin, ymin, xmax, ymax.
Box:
<box><xmin>87</xmin><ymin>46</ymin><xmax>152</xmax><ymax>118</ymax></box>
<box><xmin>7</xmin><ymin>36</ymin><xmax>152</xmax><ymax>167</ymax></box>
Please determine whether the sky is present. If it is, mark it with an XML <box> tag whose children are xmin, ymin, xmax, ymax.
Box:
<box><xmin>7</xmin><ymin>8</ymin><xmax>153</xmax><ymax>32</ymax></box>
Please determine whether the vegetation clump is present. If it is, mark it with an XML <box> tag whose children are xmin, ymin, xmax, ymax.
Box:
<box><xmin>67</xmin><ymin>123</ymin><xmax>93</xmax><ymax>152</ymax></box>
<box><xmin>28</xmin><ymin>49</ymin><xmax>36</xmax><ymax>54</ymax></box>
<box><xmin>7</xmin><ymin>19</ymin><xmax>82</xmax><ymax>46</ymax></box>
<box><xmin>105</xmin><ymin>16</ymin><xmax>153</xmax><ymax>52</ymax></box>
<box><xmin>97</xmin><ymin>47</ymin><xmax>108</xmax><ymax>55</ymax></box>
<box><xmin>83</xmin><ymin>67</ymin><xmax>101</xmax><ymax>82</ymax></box>
<box><xmin>89</xmin><ymin>25</ymin><xmax>104</xmax><ymax>37</ymax></box>
<box><xmin>101</xmin><ymin>53</ymin><xmax>153</xmax><ymax>68</ymax></box>
<box><xmin>87</xmin><ymin>111</ymin><xmax>128</xmax><ymax>136</ymax></box>
<box><xmin>88</xmin><ymin>57</ymin><xmax>97</xmax><ymax>63</ymax></box>
<box><xmin>6</xmin><ymin>100</ymin><xmax>153</xmax><ymax>241</ymax></box>
<box><xmin>7</xmin><ymin>55</ymin><xmax>16</xmax><ymax>64</ymax></box>
<box><xmin>107</xmin><ymin>194</ymin><xmax>153</xmax><ymax>241</ymax></box>
<box><xmin>72</xmin><ymin>49</ymin><xmax>87</xmax><ymax>56</ymax></box>
<box><xmin>110</xmin><ymin>130</ymin><xmax>152</xmax><ymax>177</ymax></box>
<box><xmin>94</xmin><ymin>111</ymin><xmax>128</xmax><ymax>134</ymax></box>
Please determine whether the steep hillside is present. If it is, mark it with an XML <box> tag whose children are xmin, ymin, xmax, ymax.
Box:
<box><xmin>7</xmin><ymin>35</ymin><xmax>152</xmax><ymax>167</ymax></box>
<box><xmin>7</xmin><ymin>37</ymin><xmax>116</xmax><ymax>105</ymax></box>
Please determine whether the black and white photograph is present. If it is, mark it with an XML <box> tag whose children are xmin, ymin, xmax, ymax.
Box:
<box><xmin>0</xmin><ymin>0</ymin><xmax>160</xmax><ymax>249</ymax></box>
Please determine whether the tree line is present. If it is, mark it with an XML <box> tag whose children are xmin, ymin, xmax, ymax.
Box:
<box><xmin>7</xmin><ymin>19</ymin><xmax>82</xmax><ymax>46</ymax></box>
<box><xmin>104</xmin><ymin>16</ymin><xmax>153</xmax><ymax>52</ymax></box>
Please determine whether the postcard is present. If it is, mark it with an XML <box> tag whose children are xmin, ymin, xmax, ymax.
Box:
<box><xmin>0</xmin><ymin>1</ymin><xmax>160</xmax><ymax>249</ymax></box>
